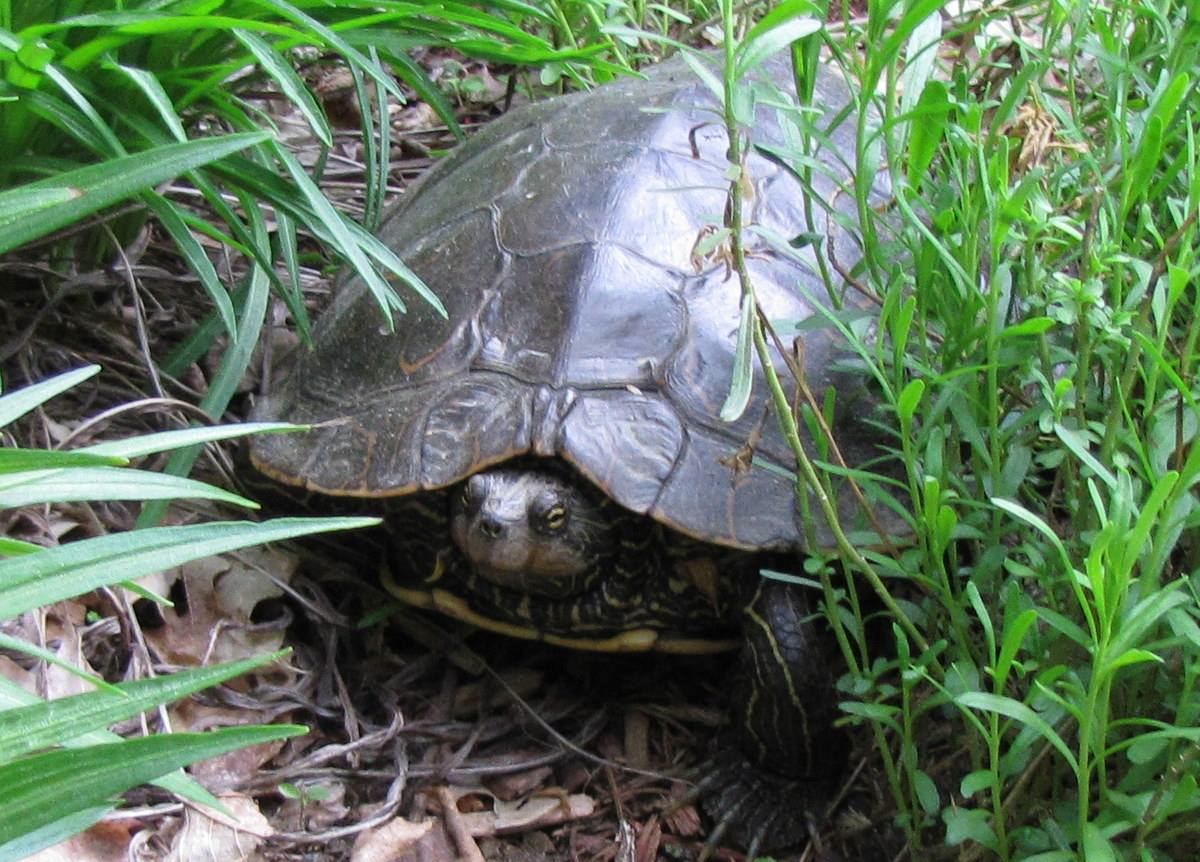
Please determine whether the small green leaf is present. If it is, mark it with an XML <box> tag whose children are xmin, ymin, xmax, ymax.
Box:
<box><xmin>995</xmin><ymin>609</ymin><xmax>1037</xmax><ymax>689</ymax></box>
<box><xmin>1080</xmin><ymin>822</ymin><xmax>1117</xmax><ymax>862</ymax></box>
<box><xmin>913</xmin><ymin>769</ymin><xmax>940</xmax><ymax>814</ymax></box>
<box><xmin>897</xmin><ymin>378</ymin><xmax>925</xmax><ymax>422</ymax></box>
<box><xmin>838</xmin><ymin>701</ymin><xmax>901</xmax><ymax>733</ymax></box>
<box><xmin>734</xmin><ymin>17</ymin><xmax>821</xmax><ymax>79</ymax></box>
<box><xmin>942</xmin><ymin>807</ymin><xmax>998</xmax><ymax>849</ymax></box>
<box><xmin>999</xmin><ymin>317</ymin><xmax>1056</xmax><ymax>338</ymax></box>
<box><xmin>719</xmin><ymin>293</ymin><xmax>756</xmax><ymax>422</ymax></box>
<box><xmin>960</xmin><ymin>770</ymin><xmax>993</xmax><ymax>798</ymax></box>
<box><xmin>955</xmin><ymin>692</ymin><xmax>1077</xmax><ymax>771</ymax></box>
<box><xmin>905</xmin><ymin>80</ymin><xmax>949</xmax><ymax>188</ymax></box>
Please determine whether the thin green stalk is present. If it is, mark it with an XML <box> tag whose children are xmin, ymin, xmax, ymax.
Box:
<box><xmin>715</xmin><ymin>0</ymin><xmax>932</xmax><ymax>662</ymax></box>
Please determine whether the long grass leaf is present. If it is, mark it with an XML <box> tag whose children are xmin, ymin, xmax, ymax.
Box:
<box><xmin>0</xmin><ymin>633</ymin><xmax>121</xmax><ymax>696</ymax></box>
<box><xmin>0</xmin><ymin>449</ymin><xmax>123</xmax><ymax>472</ymax></box>
<box><xmin>0</xmin><ymin>678</ymin><xmax>218</xmax><ymax>807</ymax></box>
<box><xmin>82</xmin><ymin>423</ymin><xmax>298</xmax><ymax>458</ymax></box>
<box><xmin>0</xmin><ymin>466</ymin><xmax>256</xmax><ymax>509</ymax></box>
<box><xmin>0</xmin><ymin>517</ymin><xmax>380</xmax><ymax>619</ymax></box>
<box><xmin>0</xmin><ymin>366</ymin><xmax>100</xmax><ymax>425</ymax></box>
<box><xmin>955</xmin><ymin>691</ymin><xmax>1077</xmax><ymax>771</ymax></box>
<box><xmin>0</xmin><ymin>134</ymin><xmax>269</xmax><ymax>255</ymax></box>
<box><xmin>0</xmin><ymin>805</ymin><xmax>113</xmax><ymax>862</ymax></box>
<box><xmin>719</xmin><ymin>293</ymin><xmax>756</xmax><ymax>421</ymax></box>
<box><xmin>0</xmin><ymin>652</ymin><xmax>287</xmax><ymax>763</ymax></box>
<box><xmin>0</xmin><ymin>726</ymin><xmax>306</xmax><ymax>845</ymax></box>
<box><xmin>142</xmin><ymin>192</ymin><xmax>238</xmax><ymax>337</ymax></box>
<box><xmin>234</xmin><ymin>28</ymin><xmax>332</xmax><ymax>147</ymax></box>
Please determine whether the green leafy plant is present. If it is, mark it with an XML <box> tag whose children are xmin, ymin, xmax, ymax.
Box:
<box><xmin>821</xmin><ymin>1</ymin><xmax>1199</xmax><ymax>859</ymax></box>
<box><xmin>0</xmin><ymin>365</ymin><xmax>380</xmax><ymax>856</ymax></box>
<box><xmin>686</xmin><ymin>0</ymin><xmax>1199</xmax><ymax>858</ymax></box>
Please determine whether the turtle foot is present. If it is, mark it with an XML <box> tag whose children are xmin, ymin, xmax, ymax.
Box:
<box><xmin>684</xmin><ymin>747</ymin><xmax>837</xmax><ymax>860</ymax></box>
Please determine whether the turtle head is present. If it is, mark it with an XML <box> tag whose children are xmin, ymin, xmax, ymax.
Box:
<box><xmin>449</xmin><ymin>466</ymin><xmax>613</xmax><ymax>598</ymax></box>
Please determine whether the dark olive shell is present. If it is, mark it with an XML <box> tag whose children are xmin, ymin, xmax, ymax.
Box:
<box><xmin>251</xmin><ymin>55</ymin><xmax>902</xmax><ymax>551</ymax></box>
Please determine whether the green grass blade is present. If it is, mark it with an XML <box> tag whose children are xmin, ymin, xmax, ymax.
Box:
<box><xmin>271</xmin><ymin>143</ymin><xmax>404</xmax><ymax>323</ymax></box>
<box><xmin>0</xmin><ymin>652</ymin><xmax>287</xmax><ymax>764</ymax></box>
<box><xmin>0</xmin><ymin>633</ymin><xmax>121</xmax><ymax>696</ymax></box>
<box><xmin>0</xmin><ymin>678</ymin><xmax>219</xmax><ymax>808</ymax></box>
<box><xmin>234</xmin><ymin>28</ymin><xmax>331</xmax><ymax>147</ymax></box>
<box><xmin>111</xmin><ymin>62</ymin><xmax>187</xmax><ymax>142</ymax></box>
<box><xmin>955</xmin><ymin>691</ymin><xmax>1077</xmax><ymax>772</ymax></box>
<box><xmin>0</xmin><ymin>366</ymin><xmax>100</xmax><ymax>426</ymax></box>
<box><xmin>142</xmin><ymin>192</ymin><xmax>238</xmax><ymax>338</ymax></box>
<box><xmin>81</xmin><ymin>422</ymin><xmax>297</xmax><ymax>458</ymax></box>
<box><xmin>0</xmin><ymin>805</ymin><xmax>113</xmax><ymax>862</ymax></box>
<box><xmin>719</xmin><ymin>293</ymin><xmax>756</xmax><ymax>422</ymax></box>
<box><xmin>0</xmin><ymin>726</ymin><xmax>306</xmax><ymax>845</ymax></box>
<box><xmin>0</xmin><ymin>449</ymin><xmax>124</xmax><ymax>471</ymax></box>
<box><xmin>0</xmin><ymin>517</ymin><xmax>380</xmax><ymax>619</ymax></box>
<box><xmin>0</xmin><ymin>133</ymin><xmax>269</xmax><ymax>254</ymax></box>
<box><xmin>0</xmin><ymin>466</ymin><xmax>257</xmax><ymax>509</ymax></box>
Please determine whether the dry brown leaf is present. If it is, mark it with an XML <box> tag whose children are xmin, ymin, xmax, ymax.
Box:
<box><xmin>162</xmin><ymin>794</ymin><xmax>273</xmax><ymax>862</ymax></box>
<box><xmin>451</xmin><ymin>667</ymin><xmax>544</xmax><ymax>717</ymax></box>
<box><xmin>44</xmin><ymin>603</ymin><xmax>95</xmax><ymax>700</ymax></box>
<box><xmin>140</xmin><ymin>547</ymin><xmax>295</xmax><ymax>667</ymax></box>
<box><xmin>0</xmin><ymin>654</ymin><xmax>36</xmax><ymax>693</ymax></box>
<box><xmin>483</xmin><ymin>766</ymin><xmax>553</xmax><ymax>802</ymax></box>
<box><xmin>444</xmin><ymin>785</ymin><xmax>596</xmax><ymax>837</ymax></box>
<box><xmin>351</xmin><ymin>817</ymin><xmax>440</xmax><ymax>862</ymax></box>
<box><xmin>23</xmin><ymin>818</ymin><xmax>138</xmax><ymax>862</ymax></box>
<box><xmin>436</xmin><ymin>786</ymin><xmax>486</xmax><ymax>862</ymax></box>
<box><xmin>171</xmin><ymin>702</ymin><xmax>290</xmax><ymax>790</ymax></box>
<box><xmin>392</xmin><ymin>102</ymin><xmax>440</xmax><ymax>135</ymax></box>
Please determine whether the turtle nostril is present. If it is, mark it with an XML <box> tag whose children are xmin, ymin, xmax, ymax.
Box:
<box><xmin>479</xmin><ymin>515</ymin><xmax>504</xmax><ymax>540</ymax></box>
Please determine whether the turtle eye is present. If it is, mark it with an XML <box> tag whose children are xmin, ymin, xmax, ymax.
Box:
<box><xmin>542</xmin><ymin>504</ymin><xmax>568</xmax><ymax>531</ymax></box>
<box><xmin>459</xmin><ymin>476</ymin><xmax>482</xmax><ymax>510</ymax></box>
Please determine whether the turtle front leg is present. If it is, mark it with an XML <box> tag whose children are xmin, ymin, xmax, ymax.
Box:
<box><xmin>736</xmin><ymin>577</ymin><xmax>845</xmax><ymax>778</ymax></box>
<box><xmin>699</xmin><ymin>576</ymin><xmax>847</xmax><ymax>855</ymax></box>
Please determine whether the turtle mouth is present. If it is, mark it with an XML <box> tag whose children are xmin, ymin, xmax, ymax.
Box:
<box><xmin>462</xmin><ymin>539</ymin><xmax>592</xmax><ymax>598</ymax></box>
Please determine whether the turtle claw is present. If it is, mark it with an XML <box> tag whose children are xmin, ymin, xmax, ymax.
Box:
<box><xmin>684</xmin><ymin>747</ymin><xmax>832</xmax><ymax>859</ymax></box>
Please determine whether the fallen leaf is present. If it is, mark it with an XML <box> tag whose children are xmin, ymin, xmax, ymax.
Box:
<box><xmin>440</xmin><ymin>784</ymin><xmax>595</xmax><ymax>837</ymax></box>
<box><xmin>140</xmin><ymin>547</ymin><xmax>295</xmax><ymax>667</ymax></box>
<box><xmin>23</xmin><ymin>817</ymin><xmax>137</xmax><ymax>862</ymax></box>
<box><xmin>483</xmin><ymin>766</ymin><xmax>553</xmax><ymax>802</ymax></box>
<box><xmin>162</xmin><ymin>793</ymin><xmax>273</xmax><ymax>862</ymax></box>
<box><xmin>351</xmin><ymin>817</ymin><xmax>439</xmax><ymax>862</ymax></box>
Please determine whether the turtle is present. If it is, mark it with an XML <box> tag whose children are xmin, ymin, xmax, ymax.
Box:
<box><xmin>251</xmin><ymin>52</ymin><xmax>904</xmax><ymax>854</ymax></box>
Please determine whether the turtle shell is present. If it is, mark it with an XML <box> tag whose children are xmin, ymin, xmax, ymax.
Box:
<box><xmin>251</xmin><ymin>55</ymin><xmax>902</xmax><ymax>551</ymax></box>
